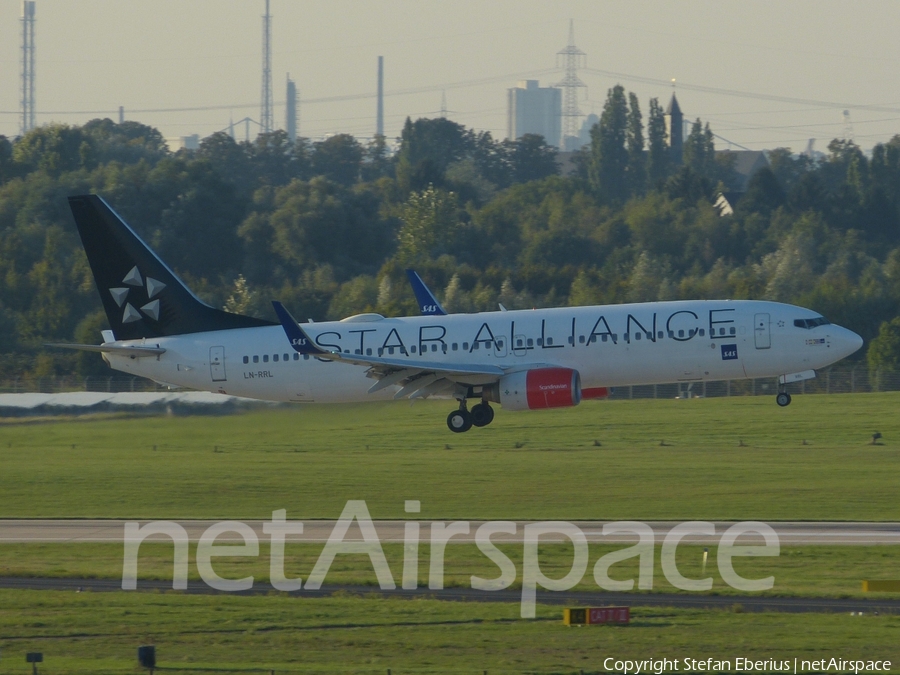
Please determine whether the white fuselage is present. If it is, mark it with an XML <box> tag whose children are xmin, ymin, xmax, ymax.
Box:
<box><xmin>104</xmin><ymin>299</ymin><xmax>862</xmax><ymax>404</ymax></box>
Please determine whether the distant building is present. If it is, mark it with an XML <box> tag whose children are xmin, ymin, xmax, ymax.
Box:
<box><xmin>717</xmin><ymin>150</ymin><xmax>769</xmax><ymax>191</ymax></box>
<box><xmin>570</xmin><ymin>113</ymin><xmax>599</xmax><ymax>151</ymax></box>
<box><xmin>166</xmin><ymin>135</ymin><xmax>200</xmax><ymax>153</ymax></box>
<box><xmin>507</xmin><ymin>80</ymin><xmax>562</xmax><ymax>148</ymax></box>
<box><xmin>665</xmin><ymin>94</ymin><xmax>684</xmax><ymax>165</ymax></box>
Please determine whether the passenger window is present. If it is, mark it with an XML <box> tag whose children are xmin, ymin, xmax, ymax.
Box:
<box><xmin>537</xmin><ymin>338</ymin><xmax>543</xmax><ymax>346</ymax></box>
<box><xmin>366</xmin><ymin>348</ymin><xmax>372</xmax><ymax>355</ymax></box>
<box><xmin>273</xmin><ymin>354</ymin><xmax>279</xmax><ymax>362</ymax></box>
<box><xmin>388</xmin><ymin>347</ymin><xmax>395</xmax><ymax>355</ymax></box>
<box><xmin>730</xmin><ymin>327</ymin><xmax>736</xmax><ymax>335</ymax></box>
<box><xmin>579</xmin><ymin>335</ymin><xmax>585</xmax><ymax>344</ymax></box>
<box><xmin>303</xmin><ymin>354</ymin><xmax>309</xmax><ymax>360</ymax></box>
<box><xmin>657</xmin><ymin>331</ymin><xmax>664</xmax><ymax>339</ymax></box>
<box><xmin>498</xmin><ymin>340</ymin><xmax>504</xmax><ymax>348</ymax></box>
<box><xmin>431</xmin><ymin>344</ymin><xmax>438</xmax><ymax>352</ymax></box>
<box><xmin>243</xmin><ymin>356</ymin><xmax>249</xmax><ymax>364</ymax></box>
<box><xmin>452</xmin><ymin>343</ymin><xmax>458</xmax><ymax>351</ymax></box>
<box><xmin>678</xmin><ymin>330</ymin><xmax>684</xmax><ymax>338</ymax></box>
<box><xmin>547</xmin><ymin>337</ymin><xmax>554</xmax><ymax>346</ymax></box>
<box><xmin>253</xmin><ymin>355</ymin><xmax>259</xmax><ymax>363</ymax></box>
<box><xmin>284</xmin><ymin>354</ymin><xmax>289</xmax><ymax>361</ymax></box>
<box><xmin>411</xmin><ymin>346</ymin><xmax>417</xmax><ymax>354</ymax></box>
<box><xmin>377</xmin><ymin>348</ymin><xmax>383</xmax><ymax>356</ymax></box>
<box><xmin>463</xmin><ymin>342</ymin><xmax>469</xmax><ymax>350</ymax></box>
<box><xmin>668</xmin><ymin>331</ymin><xmax>674</xmax><ymax>338</ymax></box>
<box><xmin>293</xmin><ymin>353</ymin><xmax>299</xmax><ymax>361</ymax></box>
<box><xmin>698</xmin><ymin>329</ymin><xmax>705</xmax><ymax>337</ymax></box>
<box><xmin>646</xmin><ymin>332</ymin><xmax>652</xmax><ymax>340</ymax></box>
<box><xmin>635</xmin><ymin>333</ymin><xmax>641</xmax><ymax>341</ymax></box>
<box><xmin>473</xmin><ymin>343</ymin><xmax>480</xmax><ymax>351</ymax></box>
<box><xmin>526</xmin><ymin>338</ymin><xmax>533</xmax><ymax>347</ymax></box>
<box><xmin>601</xmin><ymin>334</ymin><xmax>608</xmax><ymax>343</ymax></box>
<box><xmin>263</xmin><ymin>355</ymin><xmax>269</xmax><ymax>363</ymax></box>
<box><xmin>516</xmin><ymin>339</ymin><xmax>523</xmax><ymax>347</ymax></box>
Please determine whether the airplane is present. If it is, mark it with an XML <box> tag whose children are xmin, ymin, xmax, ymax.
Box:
<box><xmin>54</xmin><ymin>194</ymin><xmax>864</xmax><ymax>433</ymax></box>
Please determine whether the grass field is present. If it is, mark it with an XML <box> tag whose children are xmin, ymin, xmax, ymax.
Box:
<box><xmin>2</xmin><ymin>393</ymin><xmax>899</xmax><ymax>669</ymax></box>
<box><xmin>1</xmin><ymin>393</ymin><xmax>899</xmax><ymax>520</ymax></box>
<box><xmin>2</xmin><ymin>542</ymin><xmax>900</xmax><ymax>600</ymax></box>
<box><xmin>0</xmin><ymin>590</ymin><xmax>897</xmax><ymax>675</ymax></box>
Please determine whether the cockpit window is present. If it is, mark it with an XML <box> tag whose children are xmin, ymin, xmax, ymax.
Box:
<box><xmin>794</xmin><ymin>317</ymin><xmax>830</xmax><ymax>329</ymax></box>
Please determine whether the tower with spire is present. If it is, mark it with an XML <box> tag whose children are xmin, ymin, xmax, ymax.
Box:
<box><xmin>665</xmin><ymin>93</ymin><xmax>683</xmax><ymax>165</ymax></box>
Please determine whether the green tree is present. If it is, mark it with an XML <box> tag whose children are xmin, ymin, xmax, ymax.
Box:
<box><xmin>312</xmin><ymin>134</ymin><xmax>364</xmax><ymax>186</ymax></box>
<box><xmin>867</xmin><ymin>317</ymin><xmax>900</xmax><ymax>373</ymax></box>
<box><xmin>395</xmin><ymin>117</ymin><xmax>473</xmax><ymax>193</ymax></box>
<box><xmin>395</xmin><ymin>185</ymin><xmax>461</xmax><ymax>265</ymax></box>
<box><xmin>589</xmin><ymin>85</ymin><xmax>629</xmax><ymax>204</ymax></box>
<box><xmin>646</xmin><ymin>97</ymin><xmax>669</xmax><ymax>186</ymax></box>
<box><xmin>626</xmin><ymin>92</ymin><xmax>646</xmax><ymax>196</ymax></box>
<box><xmin>509</xmin><ymin>134</ymin><xmax>559</xmax><ymax>184</ymax></box>
<box><xmin>362</xmin><ymin>134</ymin><xmax>392</xmax><ymax>181</ymax></box>
<box><xmin>12</xmin><ymin>124</ymin><xmax>92</xmax><ymax>176</ymax></box>
<box><xmin>683</xmin><ymin>119</ymin><xmax>716</xmax><ymax>181</ymax></box>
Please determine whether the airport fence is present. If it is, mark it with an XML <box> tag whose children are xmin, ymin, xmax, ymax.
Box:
<box><xmin>1</xmin><ymin>366</ymin><xmax>899</xmax><ymax>398</ymax></box>
<box><xmin>0</xmin><ymin>376</ymin><xmax>168</xmax><ymax>394</ymax></box>
<box><xmin>608</xmin><ymin>366</ymin><xmax>900</xmax><ymax>400</ymax></box>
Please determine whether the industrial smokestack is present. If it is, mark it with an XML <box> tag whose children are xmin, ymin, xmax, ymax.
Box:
<box><xmin>376</xmin><ymin>56</ymin><xmax>384</xmax><ymax>138</ymax></box>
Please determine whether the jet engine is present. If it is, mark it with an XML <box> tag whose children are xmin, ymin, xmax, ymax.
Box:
<box><xmin>485</xmin><ymin>367</ymin><xmax>582</xmax><ymax>411</ymax></box>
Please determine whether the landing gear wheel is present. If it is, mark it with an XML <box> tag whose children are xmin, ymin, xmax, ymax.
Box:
<box><xmin>470</xmin><ymin>402</ymin><xmax>495</xmax><ymax>427</ymax></box>
<box><xmin>447</xmin><ymin>409</ymin><xmax>473</xmax><ymax>433</ymax></box>
<box><xmin>776</xmin><ymin>392</ymin><xmax>792</xmax><ymax>407</ymax></box>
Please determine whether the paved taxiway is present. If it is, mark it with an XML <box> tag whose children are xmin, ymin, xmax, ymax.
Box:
<box><xmin>1</xmin><ymin>520</ymin><xmax>899</xmax><ymax>544</ymax></box>
<box><xmin>1</xmin><ymin>576</ymin><xmax>898</xmax><ymax>615</ymax></box>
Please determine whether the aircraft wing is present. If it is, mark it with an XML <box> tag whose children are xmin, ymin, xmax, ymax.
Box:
<box><xmin>406</xmin><ymin>269</ymin><xmax>447</xmax><ymax>316</ymax></box>
<box><xmin>272</xmin><ymin>301</ymin><xmax>502</xmax><ymax>399</ymax></box>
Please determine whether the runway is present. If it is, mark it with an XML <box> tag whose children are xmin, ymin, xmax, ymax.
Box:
<box><xmin>1</xmin><ymin>576</ymin><xmax>898</xmax><ymax>615</ymax></box>
<box><xmin>1</xmin><ymin>519</ymin><xmax>899</xmax><ymax>544</ymax></box>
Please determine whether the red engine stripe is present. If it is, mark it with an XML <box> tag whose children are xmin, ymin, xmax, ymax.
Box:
<box><xmin>525</xmin><ymin>368</ymin><xmax>577</xmax><ymax>409</ymax></box>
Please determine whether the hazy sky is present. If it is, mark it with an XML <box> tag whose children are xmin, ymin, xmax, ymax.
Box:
<box><xmin>1</xmin><ymin>0</ymin><xmax>899</xmax><ymax>152</ymax></box>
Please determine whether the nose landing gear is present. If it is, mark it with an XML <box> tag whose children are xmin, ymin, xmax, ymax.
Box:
<box><xmin>776</xmin><ymin>391</ymin><xmax>792</xmax><ymax>407</ymax></box>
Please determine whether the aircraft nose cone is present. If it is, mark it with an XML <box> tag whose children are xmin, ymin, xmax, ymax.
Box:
<box><xmin>840</xmin><ymin>328</ymin><xmax>864</xmax><ymax>358</ymax></box>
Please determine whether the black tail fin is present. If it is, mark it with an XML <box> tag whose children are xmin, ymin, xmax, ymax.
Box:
<box><xmin>68</xmin><ymin>194</ymin><xmax>275</xmax><ymax>340</ymax></box>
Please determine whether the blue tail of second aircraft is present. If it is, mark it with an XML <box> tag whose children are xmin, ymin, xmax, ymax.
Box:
<box><xmin>406</xmin><ymin>269</ymin><xmax>447</xmax><ymax>316</ymax></box>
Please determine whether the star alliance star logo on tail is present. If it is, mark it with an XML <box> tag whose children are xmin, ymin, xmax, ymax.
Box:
<box><xmin>108</xmin><ymin>266</ymin><xmax>166</xmax><ymax>324</ymax></box>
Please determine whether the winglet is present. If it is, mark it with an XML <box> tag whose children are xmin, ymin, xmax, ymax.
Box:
<box><xmin>405</xmin><ymin>269</ymin><xmax>447</xmax><ymax>316</ymax></box>
<box><xmin>272</xmin><ymin>301</ymin><xmax>328</xmax><ymax>355</ymax></box>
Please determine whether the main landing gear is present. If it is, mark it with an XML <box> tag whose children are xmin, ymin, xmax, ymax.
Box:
<box><xmin>447</xmin><ymin>400</ymin><xmax>495</xmax><ymax>433</ymax></box>
<box><xmin>776</xmin><ymin>391</ymin><xmax>792</xmax><ymax>407</ymax></box>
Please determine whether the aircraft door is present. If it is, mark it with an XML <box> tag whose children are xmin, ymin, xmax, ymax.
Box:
<box><xmin>754</xmin><ymin>313</ymin><xmax>771</xmax><ymax>349</ymax></box>
<box><xmin>210</xmin><ymin>346</ymin><xmax>227</xmax><ymax>381</ymax></box>
<box><xmin>495</xmin><ymin>335</ymin><xmax>508</xmax><ymax>357</ymax></box>
<box><xmin>512</xmin><ymin>334</ymin><xmax>527</xmax><ymax>356</ymax></box>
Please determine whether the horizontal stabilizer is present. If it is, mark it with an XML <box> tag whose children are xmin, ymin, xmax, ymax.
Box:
<box><xmin>45</xmin><ymin>342</ymin><xmax>166</xmax><ymax>357</ymax></box>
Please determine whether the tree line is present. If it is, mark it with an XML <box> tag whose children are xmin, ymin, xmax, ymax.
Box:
<box><xmin>1</xmin><ymin>85</ymin><xmax>899</xmax><ymax>381</ymax></box>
